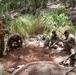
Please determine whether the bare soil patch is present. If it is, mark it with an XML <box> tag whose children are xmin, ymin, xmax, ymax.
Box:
<box><xmin>3</xmin><ymin>44</ymin><xmax>54</xmax><ymax>69</ymax></box>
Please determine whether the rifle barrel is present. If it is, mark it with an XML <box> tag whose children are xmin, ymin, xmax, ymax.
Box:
<box><xmin>66</xmin><ymin>53</ymin><xmax>76</xmax><ymax>60</ymax></box>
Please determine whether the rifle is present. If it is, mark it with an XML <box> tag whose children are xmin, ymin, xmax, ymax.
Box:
<box><xmin>61</xmin><ymin>53</ymin><xmax>76</xmax><ymax>64</ymax></box>
<box><xmin>65</xmin><ymin>53</ymin><xmax>76</xmax><ymax>60</ymax></box>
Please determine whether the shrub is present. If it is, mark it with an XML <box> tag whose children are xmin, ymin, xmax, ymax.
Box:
<box><xmin>55</xmin><ymin>5</ymin><xmax>67</xmax><ymax>15</ymax></box>
<box><xmin>40</xmin><ymin>11</ymin><xmax>71</xmax><ymax>31</ymax></box>
<box><xmin>10</xmin><ymin>14</ymin><xmax>45</xmax><ymax>37</ymax></box>
<box><xmin>10</xmin><ymin>11</ymin><xmax>75</xmax><ymax>39</ymax></box>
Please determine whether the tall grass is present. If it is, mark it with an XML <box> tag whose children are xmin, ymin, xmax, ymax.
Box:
<box><xmin>10</xmin><ymin>14</ymin><xmax>44</xmax><ymax>38</ymax></box>
<box><xmin>40</xmin><ymin>11</ymin><xmax>73</xmax><ymax>33</ymax></box>
<box><xmin>10</xmin><ymin>11</ymin><xmax>75</xmax><ymax>38</ymax></box>
<box><xmin>55</xmin><ymin>5</ymin><xmax>67</xmax><ymax>15</ymax></box>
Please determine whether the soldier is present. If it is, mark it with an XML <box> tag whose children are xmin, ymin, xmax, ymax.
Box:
<box><xmin>63</xmin><ymin>30</ymin><xmax>76</xmax><ymax>66</ymax></box>
<box><xmin>49</xmin><ymin>30</ymin><xmax>60</xmax><ymax>49</ymax></box>
<box><xmin>63</xmin><ymin>30</ymin><xmax>76</xmax><ymax>53</ymax></box>
<box><xmin>0</xmin><ymin>16</ymin><xmax>10</xmax><ymax>58</ymax></box>
<box><xmin>7</xmin><ymin>33</ymin><xmax>23</xmax><ymax>49</ymax></box>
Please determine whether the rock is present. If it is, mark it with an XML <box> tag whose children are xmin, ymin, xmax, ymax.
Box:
<box><xmin>7</xmin><ymin>68</ymin><xmax>15</xmax><ymax>73</ymax></box>
<box><xmin>19</xmin><ymin>55</ymin><xmax>24</xmax><ymax>59</ymax></box>
<box><xmin>0</xmin><ymin>62</ymin><xmax>10</xmax><ymax>75</ymax></box>
<box><xmin>17</xmin><ymin>65</ymin><xmax>24</xmax><ymax>69</ymax></box>
<box><xmin>13</xmin><ymin>61</ymin><xmax>66</xmax><ymax>75</ymax></box>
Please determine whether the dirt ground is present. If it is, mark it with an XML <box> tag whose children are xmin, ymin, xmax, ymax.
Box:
<box><xmin>0</xmin><ymin>37</ymin><xmax>60</xmax><ymax>75</ymax></box>
<box><xmin>1</xmin><ymin>38</ymin><xmax>76</xmax><ymax>75</ymax></box>
<box><xmin>3</xmin><ymin>44</ymin><xmax>54</xmax><ymax>69</ymax></box>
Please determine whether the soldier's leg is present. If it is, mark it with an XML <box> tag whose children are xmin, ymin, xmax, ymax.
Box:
<box><xmin>0</xmin><ymin>37</ymin><xmax>4</xmax><ymax>58</ymax></box>
<box><xmin>63</xmin><ymin>42</ymin><xmax>71</xmax><ymax>53</ymax></box>
<box><xmin>63</xmin><ymin>42</ymin><xmax>68</xmax><ymax>50</ymax></box>
<box><xmin>1</xmin><ymin>38</ymin><xmax>4</xmax><ymax>57</ymax></box>
<box><xmin>70</xmin><ymin>48</ymin><xmax>75</xmax><ymax>67</ymax></box>
<box><xmin>70</xmin><ymin>54</ymin><xmax>75</xmax><ymax>67</ymax></box>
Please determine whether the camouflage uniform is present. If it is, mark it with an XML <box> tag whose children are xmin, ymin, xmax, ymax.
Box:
<box><xmin>7</xmin><ymin>33</ymin><xmax>23</xmax><ymax>49</ymax></box>
<box><xmin>0</xmin><ymin>17</ymin><xmax>10</xmax><ymax>58</ymax></box>
<box><xmin>49</xmin><ymin>34</ymin><xmax>60</xmax><ymax>45</ymax></box>
<box><xmin>49</xmin><ymin>31</ymin><xmax>60</xmax><ymax>49</ymax></box>
<box><xmin>44</xmin><ymin>31</ymin><xmax>60</xmax><ymax>49</ymax></box>
<box><xmin>63</xmin><ymin>30</ymin><xmax>76</xmax><ymax>67</ymax></box>
<box><xmin>63</xmin><ymin>34</ymin><xmax>76</xmax><ymax>54</ymax></box>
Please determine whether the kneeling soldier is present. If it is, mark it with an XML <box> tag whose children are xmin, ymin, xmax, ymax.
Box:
<box><xmin>63</xmin><ymin>30</ymin><xmax>76</xmax><ymax>66</ymax></box>
<box><xmin>7</xmin><ymin>33</ymin><xmax>23</xmax><ymax>49</ymax></box>
<box><xmin>49</xmin><ymin>30</ymin><xmax>60</xmax><ymax>49</ymax></box>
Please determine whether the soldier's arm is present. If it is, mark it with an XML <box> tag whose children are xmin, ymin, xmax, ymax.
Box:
<box><xmin>49</xmin><ymin>35</ymin><xmax>53</xmax><ymax>42</ymax></box>
<box><xmin>63</xmin><ymin>36</ymin><xmax>71</xmax><ymax>43</ymax></box>
<box><xmin>56</xmin><ymin>35</ymin><xmax>60</xmax><ymax>41</ymax></box>
<box><xmin>17</xmin><ymin>35</ymin><xmax>23</xmax><ymax>44</ymax></box>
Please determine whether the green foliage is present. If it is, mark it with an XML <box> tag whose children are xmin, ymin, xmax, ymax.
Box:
<box><xmin>40</xmin><ymin>11</ymin><xmax>71</xmax><ymax>32</ymax></box>
<box><xmin>68</xmin><ymin>26</ymin><xmax>76</xmax><ymax>33</ymax></box>
<box><xmin>0</xmin><ymin>0</ymin><xmax>28</xmax><ymax>13</ymax></box>
<box><xmin>72</xmin><ymin>0</ymin><xmax>76</xmax><ymax>7</ymax></box>
<box><xmin>10</xmin><ymin>11</ymin><xmax>75</xmax><ymax>38</ymax></box>
<box><xmin>60</xmin><ymin>0</ymin><xmax>76</xmax><ymax>7</ymax></box>
<box><xmin>0</xmin><ymin>0</ymin><xmax>75</xmax><ymax>39</ymax></box>
<box><xmin>4</xmin><ymin>15</ymin><xmax>11</xmax><ymax>25</ymax></box>
<box><xmin>54</xmin><ymin>5</ymin><xmax>67</xmax><ymax>15</ymax></box>
<box><xmin>10</xmin><ymin>14</ymin><xmax>44</xmax><ymax>37</ymax></box>
<box><xmin>0</xmin><ymin>0</ymin><xmax>48</xmax><ymax>14</ymax></box>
